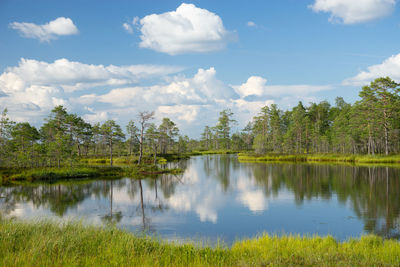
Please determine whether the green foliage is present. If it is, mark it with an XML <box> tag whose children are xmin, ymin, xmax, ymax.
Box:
<box><xmin>248</xmin><ymin>77</ymin><xmax>400</xmax><ymax>155</ymax></box>
<box><xmin>0</xmin><ymin>220</ymin><xmax>399</xmax><ymax>266</ymax></box>
<box><xmin>100</xmin><ymin>120</ymin><xmax>125</xmax><ymax>166</ymax></box>
<box><xmin>158</xmin><ymin>118</ymin><xmax>179</xmax><ymax>154</ymax></box>
<box><xmin>1</xmin><ymin>76</ymin><xmax>400</xmax><ymax>169</ymax></box>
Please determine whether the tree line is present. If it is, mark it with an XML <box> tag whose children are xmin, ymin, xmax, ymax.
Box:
<box><xmin>0</xmin><ymin>77</ymin><xmax>399</xmax><ymax>168</ymax></box>
<box><xmin>199</xmin><ymin>77</ymin><xmax>400</xmax><ymax>155</ymax></box>
<box><xmin>0</xmin><ymin>106</ymin><xmax>197</xmax><ymax>168</ymax></box>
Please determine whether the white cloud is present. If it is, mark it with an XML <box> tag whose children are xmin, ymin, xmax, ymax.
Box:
<box><xmin>235</xmin><ymin>76</ymin><xmax>267</xmax><ymax>97</ymax></box>
<box><xmin>76</xmin><ymin>69</ymin><xmax>331</xmax><ymax>135</ymax></box>
<box><xmin>0</xmin><ymin>58</ymin><xmax>332</xmax><ymax>136</ymax></box>
<box><xmin>343</xmin><ymin>53</ymin><xmax>400</xmax><ymax>86</ymax></box>
<box><xmin>234</xmin><ymin>76</ymin><xmax>332</xmax><ymax>98</ymax></box>
<box><xmin>10</xmin><ymin>17</ymin><xmax>79</xmax><ymax>42</ymax></box>
<box><xmin>0</xmin><ymin>58</ymin><xmax>182</xmax><ymax>123</ymax></box>
<box><xmin>247</xmin><ymin>21</ymin><xmax>257</xmax><ymax>27</ymax></box>
<box><xmin>0</xmin><ymin>58</ymin><xmax>182</xmax><ymax>93</ymax></box>
<box><xmin>309</xmin><ymin>0</ymin><xmax>396</xmax><ymax>24</ymax></box>
<box><xmin>138</xmin><ymin>3</ymin><xmax>235</xmax><ymax>55</ymax></box>
<box><xmin>157</xmin><ymin>105</ymin><xmax>199</xmax><ymax>123</ymax></box>
<box><xmin>122</xmin><ymin>23</ymin><xmax>133</xmax><ymax>34</ymax></box>
<box><xmin>82</xmin><ymin>67</ymin><xmax>238</xmax><ymax>108</ymax></box>
<box><xmin>83</xmin><ymin>111</ymin><xmax>109</xmax><ymax>124</ymax></box>
<box><xmin>232</xmin><ymin>99</ymin><xmax>275</xmax><ymax>125</ymax></box>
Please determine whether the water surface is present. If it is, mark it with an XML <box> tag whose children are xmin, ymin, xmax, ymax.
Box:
<box><xmin>1</xmin><ymin>155</ymin><xmax>399</xmax><ymax>244</ymax></box>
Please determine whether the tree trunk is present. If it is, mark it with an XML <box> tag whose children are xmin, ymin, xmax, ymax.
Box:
<box><xmin>109</xmin><ymin>139</ymin><xmax>113</xmax><ymax>166</ymax></box>
<box><xmin>384</xmin><ymin>123</ymin><xmax>389</xmax><ymax>155</ymax></box>
<box><xmin>153</xmin><ymin>144</ymin><xmax>157</xmax><ymax>165</ymax></box>
<box><xmin>138</xmin><ymin>123</ymin><xmax>144</xmax><ymax>165</ymax></box>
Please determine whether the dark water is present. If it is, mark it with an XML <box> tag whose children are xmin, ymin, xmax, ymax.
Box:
<box><xmin>1</xmin><ymin>155</ymin><xmax>399</xmax><ymax>244</ymax></box>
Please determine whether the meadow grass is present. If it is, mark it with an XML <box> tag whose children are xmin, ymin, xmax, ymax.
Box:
<box><xmin>0</xmin><ymin>164</ymin><xmax>182</xmax><ymax>185</ymax></box>
<box><xmin>238</xmin><ymin>153</ymin><xmax>400</xmax><ymax>165</ymax></box>
<box><xmin>0</xmin><ymin>220</ymin><xmax>399</xmax><ymax>266</ymax></box>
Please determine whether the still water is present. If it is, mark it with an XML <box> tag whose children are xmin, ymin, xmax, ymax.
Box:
<box><xmin>1</xmin><ymin>155</ymin><xmax>399</xmax><ymax>244</ymax></box>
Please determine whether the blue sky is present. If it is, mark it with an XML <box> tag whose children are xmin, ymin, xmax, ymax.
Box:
<box><xmin>1</xmin><ymin>0</ymin><xmax>400</xmax><ymax>137</ymax></box>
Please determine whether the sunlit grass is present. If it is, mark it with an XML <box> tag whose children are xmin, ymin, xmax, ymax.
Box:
<box><xmin>0</xmin><ymin>220</ymin><xmax>399</xmax><ymax>266</ymax></box>
<box><xmin>238</xmin><ymin>153</ymin><xmax>400</xmax><ymax>165</ymax></box>
<box><xmin>0</xmin><ymin>164</ymin><xmax>182</xmax><ymax>185</ymax></box>
<box><xmin>194</xmin><ymin>150</ymin><xmax>239</xmax><ymax>155</ymax></box>
<box><xmin>0</xmin><ymin>166</ymin><xmax>122</xmax><ymax>184</ymax></box>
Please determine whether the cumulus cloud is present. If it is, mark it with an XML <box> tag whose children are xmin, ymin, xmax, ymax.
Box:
<box><xmin>9</xmin><ymin>17</ymin><xmax>79</xmax><ymax>42</ymax></box>
<box><xmin>0</xmin><ymin>58</ymin><xmax>332</xmax><ymax>136</ymax></box>
<box><xmin>138</xmin><ymin>3</ymin><xmax>235</xmax><ymax>55</ymax></box>
<box><xmin>0</xmin><ymin>58</ymin><xmax>182</xmax><ymax>93</ymax></box>
<box><xmin>309</xmin><ymin>0</ymin><xmax>396</xmax><ymax>24</ymax></box>
<box><xmin>157</xmin><ymin>105</ymin><xmax>199</xmax><ymax>123</ymax></box>
<box><xmin>235</xmin><ymin>76</ymin><xmax>267</xmax><ymax>97</ymax></box>
<box><xmin>343</xmin><ymin>53</ymin><xmax>400</xmax><ymax>86</ymax></box>
<box><xmin>81</xmin><ymin>67</ymin><xmax>239</xmax><ymax>108</ymax></box>
<box><xmin>0</xmin><ymin>58</ymin><xmax>182</xmax><ymax>122</ymax></box>
<box><xmin>234</xmin><ymin>76</ymin><xmax>332</xmax><ymax>98</ymax></box>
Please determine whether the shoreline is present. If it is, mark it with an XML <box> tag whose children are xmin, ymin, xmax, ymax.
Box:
<box><xmin>238</xmin><ymin>153</ymin><xmax>400</xmax><ymax>165</ymax></box>
<box><xmin>0</xmin><ymin>164</ymin><xmax>182</xmax><ymax>185</ymax></box>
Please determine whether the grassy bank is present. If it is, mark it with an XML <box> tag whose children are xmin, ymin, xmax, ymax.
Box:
<box><xmin>81</xmin><ymin>153</ymin><xmax>193</xmax><ymax>165</ymax></box>
<box><xmin>0</xmin><ymin>164</ymin><xmax>183</xmax><ymax>185</ymax></box>
<box><xmin>238</xmin><ymin>153</ymin><xmax>400</xmax><ymax>165</ymax></box>
<box><xmin>194</xmin><ymin>150</ymin><xmax>240</xmax><ymax>155</ymax></box>
<box><xmin>0</xmin><ymin>166</ymin><xmax>122</xmax><ymax>184</ymax></box>
<box><xmin>80</xmin><ymin>151</ymin><xmax>239</xmax><ymax>165</ymax></box>
<box><xmin>0</xmin><ymin>220</ymin><xmax>399</xmax><ymax>266</ymax></box>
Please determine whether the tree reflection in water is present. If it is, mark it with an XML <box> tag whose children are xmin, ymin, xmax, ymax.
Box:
<box><xmin>0</xmin><ymin>155</ymin><xmax>399</xmax><ymax>239</ymax></box>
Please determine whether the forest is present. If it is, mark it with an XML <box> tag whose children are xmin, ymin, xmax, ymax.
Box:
<box><xmin>0</xmin><ymin>77</ymin><xmax>399</xmax><ymax>169</ymax></box>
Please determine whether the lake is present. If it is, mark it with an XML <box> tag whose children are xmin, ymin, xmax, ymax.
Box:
<box><xmin>1</xmin><ymin>154</ymin><xmax>399</xmax><ymax>244</ymax></box>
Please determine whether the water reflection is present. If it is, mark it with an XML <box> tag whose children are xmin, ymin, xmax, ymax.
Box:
<box><xmin>0</xmin><ymin>155</ymin><xmax>399</xmax><ymax>242</ymax></box>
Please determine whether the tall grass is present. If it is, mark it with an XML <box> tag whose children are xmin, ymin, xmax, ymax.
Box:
<box><xmin>238</xmin><ymin>153</ymin><xmax>400</xmax><ymax>165</ymax></box>
<box><xmin>0</xmin><ymin>220</ymin><xmax>399</xmax><ymax>266</ymax></box>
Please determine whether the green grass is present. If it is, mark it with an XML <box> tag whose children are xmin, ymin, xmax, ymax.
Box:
<box><xmin>0</xmin><ymin>166</ymin><xmax>124</xmax><ymax>184</ymax></box>
<box><xmin>238</xmin><ymin>153</ymin><xmax>400</xmax><ymax>165</ymax></box>
<box><xmin>194</xmin><ymin>150</ymin><xmax>240</xmax><ymax>155</ymax></box>
<box><xmin>82</xmin><ymin>154</ymin><xmax>191</xmax><ymax>164</ymax></box>
<box><xmin>0</xmin><ymin>220</ymin><xmax>399</xmax><ymax>266</ymax></box>
<box><xmin>82</xmin><ymin>156</ymin><xmax>141</xmax><ymax>165</ymax></box>
<box><xmin>0</xmin><ymin>164</ymin><xmax>183</xmax><ymax>185</ymax></box>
